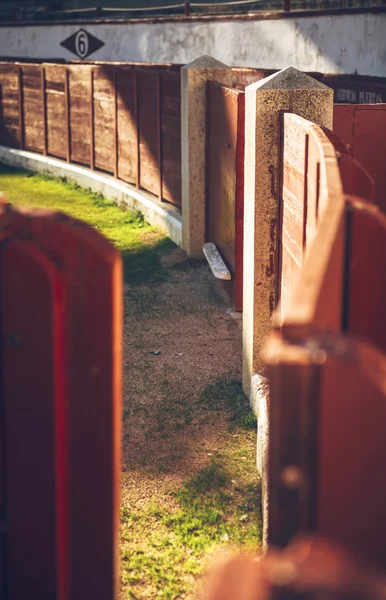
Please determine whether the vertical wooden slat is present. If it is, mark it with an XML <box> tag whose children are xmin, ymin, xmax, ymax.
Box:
<box><xmin>90</xmin><ymin>68</ymin><xmax>95</xmax><ymax>170</ymax></box>
<box><xmin>267</xmin><ymin>352</ymin><xmax>320</xmax><ymax>548</ymax></box>
<box><xmin>17</xmin><ymin>66</ymin><xmax>24</xmax><ymax>150</ymax></box>
<box><xmin>0</xmin><ymin>206</ymin><xmax>122</xmax><ymax>599</ymax></box>
<box><xmin>64</xmin><ymin>68</ymin><xmax>71</xmax><ymax>163</ymax></box>
<box><xmin>113</xmin><ymin>67</ymin><xmax>118</xmax><ymax>179</ymax></box>
<box><xmin>134</xmin><ymin>70</ymin><xmax>140</xmax><ymax>189</ymax></box>
<box><xmin>2</xmin><ymin>241</ymin><xmax>63</xmax><ymax>599</ymax></box>
<box><xmin>157</xmin><ymin>73</ymin><xmax>163</xmax><ymax>201</ymax></box>
<box><xmin>302</xmin><ymin>134</ymin><xmax>309</xmax><ymax>253</ymax></box>
<box><xmin>234</xmin><ymin>91</ymin><xmax>245</xmax><ymax>312</ymax></box>
<box><xmin>41</xmin><ymin>66</ymin><xmax>47</xmax><ymax>156</ymax></box>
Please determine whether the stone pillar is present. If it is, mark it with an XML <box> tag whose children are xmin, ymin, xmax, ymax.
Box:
<box><xmin>181</xmin><ymin>55</ymin><xmax>232</xmax><ymax>258</ymax></box>
<box><xmin>243</xmin><ymin>67</ymin><xmax>333</xmax><ymax>398</ymax></box>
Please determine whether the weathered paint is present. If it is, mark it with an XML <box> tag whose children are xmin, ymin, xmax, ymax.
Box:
<box><xmin>0</xmin><ymin>11</ymin><xmax>386</xmax><ymax>76</ymax></box>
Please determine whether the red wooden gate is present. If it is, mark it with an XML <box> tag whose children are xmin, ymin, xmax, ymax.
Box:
<box><xmin>206</xmin><ymin>82</ymin><xmax>245</xmax><ymax>310</ymax></box>
<box><xmin>0</xmin><ymin>203</ymin><xmax>122</xmax><ymax>600</ymax></box>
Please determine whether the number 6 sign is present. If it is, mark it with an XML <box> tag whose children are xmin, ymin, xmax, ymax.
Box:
<box><xmin>61</xmin><ymin>29</ymin><xmax>105</xmax><ymax>59</ymax></box>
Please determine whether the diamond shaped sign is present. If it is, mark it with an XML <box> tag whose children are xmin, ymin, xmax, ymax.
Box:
<box><xmin>60</xmin><ymin>29</ymin><xmax>104</xmax><ymax>59</ymax></box>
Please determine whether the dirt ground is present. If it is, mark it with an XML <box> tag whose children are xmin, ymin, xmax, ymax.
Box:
<box><xmin>122</xmin><ymin>245</ymin><xmax>245</xmax><ymax>500</ymax></box>
<box><xmin>121</xmin><ymin>241</ymin><xmax>260</xmax><ymax>598</ymax></box>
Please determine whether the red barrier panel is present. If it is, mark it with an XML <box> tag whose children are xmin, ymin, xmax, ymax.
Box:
<box><xmin>0</xmin><ymin>204</ymin><xmax>122</xmax><ymax>600</ymax></box>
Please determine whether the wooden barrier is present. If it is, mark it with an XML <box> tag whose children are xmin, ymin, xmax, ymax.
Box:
<box><xmin>205</xmin><ymin>81</ymin><xmax>245</xmax><ymax>310</ymax></box>
<box><xmin>333</xmin><ymin>104</ymin><xmax>386</xmax><ymax>212</ymax></box>
<box><xmin>266</xmin><ymin>332</ymin><xmax>386</xmax><ymax>571</ymax></box>
<box><xmin>0</xmin><ymin>61</ymin><xmax>182</xmax><ymax>209</ymax></box>
<box><xmin>232</xmin><ymin>67</ymin><xmax>386</xmax><ymax>104</ymax></box>
<box><xmin>265</xmin><ymin>110</ymin><xmax>386</xmax><ymax>569</ymax></box>
<box><xmin>0</xmin><ymin>204</ymin><xmax>122</xmax><ymax>599</ymax></box>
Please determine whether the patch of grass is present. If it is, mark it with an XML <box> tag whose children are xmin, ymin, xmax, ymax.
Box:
<box><xmin>201</xmin><ymin>379</ymin><xmax>257</xmax><ymax>431</ymax></box>
<box><xmin>0</xmin><ymin>162</ymin><xmax>175</xmax><ymax>285</ymax></box>
<box><xmin>121</xmin><ymin>460</ymin><xmax>260</xmax><ymax>599</ymax></box>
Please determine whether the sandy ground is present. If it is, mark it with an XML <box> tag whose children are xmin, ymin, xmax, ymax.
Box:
<box><xmin>121</xmin><ymin>245</ymin><xmax>247</xmax><ymax>507</ymax></box>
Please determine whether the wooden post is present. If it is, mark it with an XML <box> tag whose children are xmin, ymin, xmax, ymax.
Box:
<box><xmin>184</xmin><ymin>1</ymin><xmax>190</xmax><ymax>16</ymax></box>
<box><xmin>114</xmin><ymin>68</ymin><xmax>118</xmax><ymax>179</ymax></box>
<box><xmin>41</xmin><ymin>66</ymin><xmax>47</xmax><ymax>156</ymax></box>
<box><xmin>283</xmin><ymin>0</ymin><xmax>291</xmax><ymax>11</ymax></box>
<box><xmin>90</xmin><ymin>68</ymin><xmax>95</xmax><ymax>170</ymax></box>
<box><xmin>157</xmin><ymin>72</ymin><xmax>163</xmax><ymax>201</ymax></box>
<box><xmin>64</xmin><ymin>67</ymin><xmax>71</xmax><ymax>163</ymax></box>
<box><xmin>17</xmin><ymin>66</ymin><xmax>24</xmax><ymax>150</ymax></box>
<box><xmin>134</xmin><ymin>70</ymin><xmax>140</xmax><ymax>189</ymax></box>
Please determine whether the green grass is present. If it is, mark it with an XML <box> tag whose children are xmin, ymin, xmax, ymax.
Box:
<box><xmin>121</xmin><ymin>456</ymin><xmax>260</xmax><ymax>599</ymax></box>
<box><xmin>121</xmin><ymin>377</ymin><xmax>260</xmax><ymax>599</ymax></box>
<box><xmin>0</xmin><ymin>163</ymin><xmax>175</xmax><ymax>285</ymax></box>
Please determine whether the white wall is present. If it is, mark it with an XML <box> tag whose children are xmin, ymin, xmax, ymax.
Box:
<box><xmin>1</xmin><ymin>11</ymin><xmax>386</xmax><ymax>76</ymax></box>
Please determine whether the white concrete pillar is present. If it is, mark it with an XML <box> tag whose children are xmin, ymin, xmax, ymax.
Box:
<box><xmin>181</xmin><ymin>55</ymin><xmax>232</xmax><ymax>258</ymax></box>
<box><xmin>243</xmin><ymin>67</ymin><xmax>333</xmax><ymax>399</ymax></box>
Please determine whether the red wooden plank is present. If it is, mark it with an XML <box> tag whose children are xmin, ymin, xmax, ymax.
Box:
<box><xmin>0</xmin><ymin>205</ymin><xmax>122</xmax><ymax>599</ymax></box>
<box><xmin>138</xmin><ymin>70</ymin><xmax>160</xmax><ymax>197</ymax></box>
<box><xmin>347</xmin><ymin>203</ymin><xmax>386</xmax><ymax>354</ymax></box>
<box><xmin>17</xmin><ymin>66</ymin><xmax>24</xmax><ymax>150</ymax></box>
<box><xmin>318</xmin><ymin>340</ymin><xmax>386</xmax><ymax>570</ymax></box>
<box><xmin>116</xmin><ymin>68</ymin><xmax>137</xmax><ymax>185</ymax></box>
<box><xmin>160</xmin><ymin>71</ymin><xmax>182</xmax><ymax>208</ymax></box>
<box><xmin>234</xmin><ymin>91</ymin><xmax>245</xmax><ymax>311</ymax></box>
<box><xmin>41</xmin><ymin>66</ymin><xmax>48</xmax><ymax>155</ymax></box>
<box><xmin>1</xmin><ymin>241</ymin><xmax>65</xmax><ymax>599</ymax></box>
<box><xmin>333</xmin><ymin>104</ymin><xmax>386</xmax><ymax>211</ymax></box>
<box><xmin>65</xmin><ymin>68</ymin><xmax>70</xmax><ymax>162</ymax></box>
<box><xmin>157</xmin><ymin>73</ymin><xmax>162</xmax><ymax>201</ymax></box>
<box><xmin>135</xmin><ymin>70</ymin><xmax>140</xmax><ymax>189</ymax></box>
<box><xmin>114</xmin><ymin>67</ymin><xmax>118</xmax><ymax>179</ymax></box>
<box><xmin>206</xmin><ymin>82</ymin><xmax>245</xmax><ymax>309</ymax></box>
<box><xmin>90</xmin><ymin>68</ymin><xmax>95</xmax><ymax>170</ymax></box>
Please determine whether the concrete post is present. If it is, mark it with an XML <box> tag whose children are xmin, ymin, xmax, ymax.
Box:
<box><xmin>181</xmin><ymin>55</ymin><xmax>232</xmax><ymax>258</ymax></box>
<box><xmin>243</xmin><ymin>67</ymin><xmax>333</xmax><ymax>399</ymax></box>
<box><xmin>242</xmin><ymin>68</ymin><xmax>333</xmax><ymax>551</ymax></box>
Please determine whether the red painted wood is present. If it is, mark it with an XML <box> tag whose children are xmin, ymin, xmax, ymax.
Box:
<box><xmin>1</xmin><ymin>241</ymin><xmax>65</xmax><ymax>599</ymax></box>
<box><xmin>333</xmin><ymin>104</ymin><xmax>386</xmax><ymax>211</ymax></box>
<box><xmin>347</xmin><ymin>203</ymin><xmax>386</xmax><ymax>354</ymax></box>
<box><xmin>0</xmin><ymin>206</ymin><xmax>122</xmax><ymax>599</ymax></box>
<box><xmin>206</xmin><ymin>82</ymin><xmax>245</xmax><ymax>310</ymax></box>
<box><xmin>318</xmin><ymin>340</ymin><xmax>386</xmax><ymax>570</ymax></box>
<box><xmin>234</xmin><ymin>90</ymin><xmax>245</xmax><ymax>312</ymax></box>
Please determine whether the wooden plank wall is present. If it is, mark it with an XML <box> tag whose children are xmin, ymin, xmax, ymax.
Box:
<box><xmin>206</xmin><ymin>81</ymin><xmax>245</xmax><ymax>310</ymax></box>
<box><xmin>0</xmin><ymin>204</ymin><xmax>122</xmax><ymax>599</ymax></box>
<box><xmin>278</xmin><ymin>113</ymin><xmax>343</xmax><ymax>322</ymax></box>
<box><xmin>333</xmin><ymin>104</ymin><xmax>386</xmax><ymax>212</ymax></box>
<box><xmin>267</xmin><ymin>113</ymin><xmax>386</xmax><ymax>570</ymax></box>
<box><xmin>0</xmin><ymin>64</ymin><xmax>20</xmax><ymax>148</ymax></box>
<box><xmin>0</xmin><ymin>61</ymin><xmax>182</xmax><ymax>209</ymax></box>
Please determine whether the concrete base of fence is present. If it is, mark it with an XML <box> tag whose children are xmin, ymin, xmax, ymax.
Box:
<box><xmin>0</xmin><ymin>147</ymin><xmax>182</xmax><ymax>247</ymax></box>
<box><xmin>251</xmin><ymin>372</ymin><xmax>270</xmax><ymax>551</ymax></box>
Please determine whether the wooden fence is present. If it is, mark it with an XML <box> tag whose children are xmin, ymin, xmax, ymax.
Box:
<box><xmin>205</xmin><ymin>81</ymin><xmax>245</xmax><ymax>310</ymax></box>
<box><xmin>0</xmin><ymin>61</ymin><xmax>182</xmax><ymax>208</ymax></box>
<box><xmin>0</xmin><ymin>204</ymin><xmax>122</xmax><ymax>599</ymax></box>
<box><xmin>265</xmin><ymin>111</ymin><xmax>386</xmax><ymax>570</ymax></box>
<box><xmin>333</xmin><ymin>103</ymin><xmax>386</xmax><ymax>212</ymax></box>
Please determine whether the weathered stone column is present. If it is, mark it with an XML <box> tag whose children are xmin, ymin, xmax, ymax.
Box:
<box><xmin>243</xmin><ymin>67</ymin><xmax>333</xmax><ymax>399</ymax></box>
<box><xmin>181</xmin><ymin>55</ymin><xmax>232</xmax><ymax>258</ymax></box>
